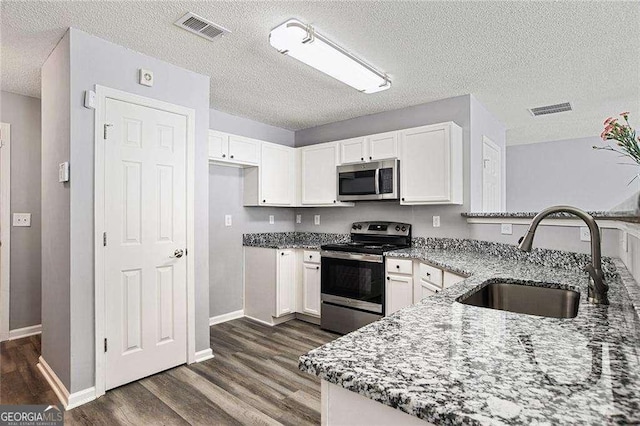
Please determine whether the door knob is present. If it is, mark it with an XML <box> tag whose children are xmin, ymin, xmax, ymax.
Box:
<box><xmin>171</xmin><ymin>249</ymin><xmax>184</xmax><ymax>258</ymax></box>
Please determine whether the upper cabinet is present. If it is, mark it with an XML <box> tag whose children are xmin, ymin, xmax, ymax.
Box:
<box><xmin>259</xmin><ymin>142</ymin><xmax>294</xmax><ymax>206</ymax></box>
<box><xmin>208</xmin><ymin>130</ymin><xmax>260</xmax><ymax>166</ymax></box>
<box><xmin>338</xmin><ymin>132</ymin><xmax>399</xmax><ymax>164</ymax></box>
<box><xmin>300</xmin><ymin>143</ymin><xmax>340</xmax><ymax>205</ymax></box>
<box><xmin>399</xmin><ymin>122</ymin><xmax>463</xmax><ymax>205</ymax></box>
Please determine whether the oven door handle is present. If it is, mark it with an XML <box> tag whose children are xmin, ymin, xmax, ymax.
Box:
<box><xmin>320</xmin><ymin>250</ymin><xmax>383</xmax><ymax>263</ymax></box>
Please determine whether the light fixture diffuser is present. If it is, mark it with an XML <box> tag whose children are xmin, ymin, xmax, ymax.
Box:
<box><xmin>269</xmin><ymin>19</ymin><xmax>391</xmax><ymax>94</ymax></box>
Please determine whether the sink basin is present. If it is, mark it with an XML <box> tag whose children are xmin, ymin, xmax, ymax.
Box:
<box><xmin>457</xmin><ymin>280</ymin><xmax>580</xmax><ymax>319</ymax></box>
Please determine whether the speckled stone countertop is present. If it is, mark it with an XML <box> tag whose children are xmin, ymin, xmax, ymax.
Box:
<box><xmin>462</xmin><ymin>210</ymin><xmax>639</xmax><ymax>223</ymax></box>
<box><xmin>243</xmin><ymin>232</ymin><xmax>349</xmax><ymax>249</ymax></box>
<box><xmin>299</xmin><ymin>245</ymin><xmax>640</xmax><ymax>425</ymax></box>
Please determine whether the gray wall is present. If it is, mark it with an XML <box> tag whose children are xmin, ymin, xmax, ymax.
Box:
<box><xmin>0</xmin><ymin>91</ymin><xmax>42</xmax><ymax>330</ymax></box>
<box><xmin>39</xmin><ymin>28</ymin><xmax>211</xmax><ymax>393</ymax></box>
<box><xmin>470</xmin><ymin>95</ymin><xmax>507</xmax><ymax>211</ymax></box>
<box><xmin>506</xmin><ymin>136</ymin><xmax>639</xmax><ymax>212</ymax></box>
<box><xmin>294</xmin><ymin>95</ymin><xmax>473</xmax><ymax>239</ymax></box>
<box><xmin>209</xmin><ymin>109</ymin><xmax>295</xmax><ymax>317</ymax></box>
<box><xmin>40</xmin><ymin>32</ymin><xmax>72</xmax><ymax>390</ymax></box>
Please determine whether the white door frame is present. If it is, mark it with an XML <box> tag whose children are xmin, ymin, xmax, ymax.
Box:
<box><xmin>0</xmin><ymin>123</ymin><xmax>10</xmax><ymax>342</ymax></box>
<box><xmin>93</xmin><ymin>86</ymin><xmax>196</xmax><ymax>397</ymax></box>
<box><xmin>482</xmin><ymin>135</ymin><xmax>503</xmax><ymax>212</ymax></box>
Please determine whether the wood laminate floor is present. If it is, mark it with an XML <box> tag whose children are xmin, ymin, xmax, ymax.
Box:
<box><xmin>0</xmin><ymin>318</ymin><xmax>337</xmax><ymax>425</ymax></box>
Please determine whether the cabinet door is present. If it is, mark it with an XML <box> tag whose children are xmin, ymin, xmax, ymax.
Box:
<box><xmin>418</xmin><ymin>279</ymin><xmax>441</xmax><ymax>302</ymax></box>
<box><xmin>368</xmin><ymin>131</ymin><xmax>398</xmax><ymax>161</ymax></box>
<box><xmin>443</xmin><ymin>271</ymin><xmax>466</xmax><ymax>289</ymax></box>
<box><xmin>302</xmin><ymin>263</ymin><xmax>321</xmax><ymax>316</ymax></box>
<box><xmin>228</xmin><ymin>135</ymin><xmax>260</xmax><ymax>165</ymax></box>
<box><xmin>261</xmin><ymin>143</ymin><xmax>294</xmax><ymax>206</ymax></box>
<box><xmin>386</xmin><ymin>274</ymin><xmax>413</xmax><ymax>315</ymax></box>
<box><xmin>208</xmin><ymin>130</ymin><xmax>228</xmax><ymax>160</ymax></box>
<box><xmin>301</xmin><ymin>143</ymin><xmax>339</xmax><ymax>205</ymax></box>
<box><xmin>400</xmin><ymin>124</ymin><xmax>451</xmax><ymax>204</ymax></box>
<box><xmin>339</xmin><ymin>137</ymin><xmax>367</xmax><ymax>164</ymax></box>
<box><xmin>275</xmin><ymin>250</ymin><xmax>296</xmax><ymax>317</ymax></box>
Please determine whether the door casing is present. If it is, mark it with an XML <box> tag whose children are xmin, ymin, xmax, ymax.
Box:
<box><xmin>93</xmin><ymin>86</ymin><xmax>196</xmax><ymax>397</ymax></box>
<box><xmin>482</xmin><ymin>135</ymin><xmax>503</xmax><ymax>212</ymax></box>
<box><xmin>0</xmin><ymin>123</ymin><xmax>10</xmax><ymax>342</ymax></box>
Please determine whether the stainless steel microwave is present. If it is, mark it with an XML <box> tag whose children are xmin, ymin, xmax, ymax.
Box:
<box><xmin>337</xmin><ymin>159</ymin><xmax>399</xmax><ymax>201</ymax></box>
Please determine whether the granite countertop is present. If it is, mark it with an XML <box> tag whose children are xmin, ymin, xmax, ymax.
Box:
<box><xmin>299</xmin><ymin>246</ymin><xmax>640</xmax><ymax>425</ymax></box>
<box><xmin>462</xmin><ymin>210</ymin><xmax>639</xmax><ymax>223</ymax></box>
<box><xmin>242</xmin><ymin>232</ymin><xmax>349</xmax><ymax>249</ymax></box>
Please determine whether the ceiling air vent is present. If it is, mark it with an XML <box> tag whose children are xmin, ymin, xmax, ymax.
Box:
<box><xmin>174</xmin><ymin>12</ymin><xmax>230</xmax><ymax>42</ymax></box>
<box><xmin>528</xmin><ymin>102</ymin><xmax>572</xmax><ymax>116</ymax></box>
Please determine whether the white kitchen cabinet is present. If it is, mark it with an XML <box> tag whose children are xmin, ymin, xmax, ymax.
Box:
<box><xmin>300</xmin><ymin>142</ymin><xmax>340</xmax><ymax>205</ymax></box>
<box><xmin>208</xmin><ymin>130</ymin><xmax>260</xmax><ymax>166</ymax></box>
<box><xmin>339</xmin><ymin>137</ymin><xmax>367</xmax><ymax>164</ymax></box>
<box><xmin>368</xmin><ymin>131</ymin><xmax>398</xmax><ymax>161</ymax></box>
<box><xmin>444</xmin><ymin>271</ymin><xmax>466</xmax><ymax>289</ymax></box>
<box><xmin>399</xmin><ymin>122</ymin><xmax>463</xmax><ymax>205</ymax></box>
<box><xmin>302</xmin><ymin>262</ymin><xmax>321</xmax><ymax>316</ymax></box>
<box><xmin>250</xmin><ymin>142</ymin><xmax>294</xmax><ymax>206</ymax></box>
<box><xmin>275</xmin><ymin>250</ymin><xmax>296</xmax><ymax>317</ymax></box>
<box><xmin>386</xmin><ymin>274</ymin><xmax>413</xmax><ymax>315</ymax></box>
<box><xmin>418</xmin><ymin>279</ymin><xmax>442</xmax><ymax>300</ymax></box>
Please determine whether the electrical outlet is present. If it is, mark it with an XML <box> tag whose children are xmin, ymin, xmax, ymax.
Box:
<box><xmin>269</xmin><ymin>215</ymin><xmax>275</xmax><ymax>225</ymax></box>
<box><xmin>432</xmin><ymin>216</ymin><xmax>440</xmax><ymax>228</ymax></box>
<box><xmin>296</xmin><ymin>214</ymin><xmax>302</xmax><ymax>224</ymax></box>
<box><xmin>314</xmin><ymin>215</ymin><xmax>321</xmax><ymax>226</ymax></box>
<box><xmin>13</xmin><ymin>213</ymin><xmax>31</xmax><ymax>227</ymax></box>
<box><xmin>580</xmin><ymin>227</ymin><xmax>591</xmax><ymax>242</ymax></box>
<box><xmin>224</xmin><ymin>215</ymin><xmax>232</xmax><ymax>227</ymax></box>
<box><xmin>501</xmin><ymin>223</ymin><xmax>513</xmax><ymax>235</ymax></box>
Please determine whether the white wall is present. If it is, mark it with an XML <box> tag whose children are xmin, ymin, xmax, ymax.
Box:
<box><xmin>0</xmin><ymin>91</ymin><xmax>42</xmax><ymax>330</ymax></box>
<box><xmin>506</xmin><ymin>136</ymin><xmax>639</xmax><ymax>212</ymax></box>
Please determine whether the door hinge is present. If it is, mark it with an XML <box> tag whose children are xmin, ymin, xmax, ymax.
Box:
<box><xmin>103</xmin><ymin>123</ymin><xmax>113</xmax><ymax>139</ymax></box>
<box><xmin>103</xmin><ymin>232</ymin><xmax>107</xmax><ymax>247</ymax></box>
<box><xmin>104</xmin><ymin>338</ymin><xmax>108</xmax><ymax>352</ymax></box>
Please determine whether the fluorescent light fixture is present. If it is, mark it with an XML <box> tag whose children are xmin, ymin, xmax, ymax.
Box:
<box><xmin>269</xmin><ymin>19</ymin><xmax>391</xmax><ymax>94</ymax></box>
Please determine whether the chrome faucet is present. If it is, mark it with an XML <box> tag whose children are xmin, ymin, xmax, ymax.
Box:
<box><xmin>518</xmin><ymin>205</ymin><xmax>609</xmax><ymax>305</ymax></box>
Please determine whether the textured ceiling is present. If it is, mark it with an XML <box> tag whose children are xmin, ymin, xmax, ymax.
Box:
<box><xmin>1</xmin><ymin>1</ymin><xmax>638</xmax><ymax>145</ymax></box>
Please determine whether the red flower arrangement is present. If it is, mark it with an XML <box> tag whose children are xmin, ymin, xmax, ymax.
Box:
<box><xmin>594</xmin><ymin>111</ymin><xmax>640</xmax><ymax>183</ymax></box>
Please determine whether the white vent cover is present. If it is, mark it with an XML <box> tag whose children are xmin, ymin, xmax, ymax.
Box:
<box><xmin>174</xmin><ymin>12</ymin><xmax>230</xmax><ymax>42</ymax></box>
<box><xmin>528</xmin><ymin>102</ymin><xmax>573</xmax><ymax>116</ymax></box>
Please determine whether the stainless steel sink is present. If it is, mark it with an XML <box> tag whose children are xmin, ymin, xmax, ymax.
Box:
<box><xmin>457</xmin><ymin>280</ymin><xmax>580</xmax><ymax>319</ymax></box>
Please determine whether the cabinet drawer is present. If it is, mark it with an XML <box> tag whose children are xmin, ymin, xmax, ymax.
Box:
<box><xmin>419</xmin><ymin>263</ymin><xmax>443</xmax><ymax>287</ymax></box>
<box><xmin>386</xmin><ymin>258</ymin><xmax>412</xmax><ymax>275</ymax></box>
<box><xmin>303</xmin><ymin>250</ymin><xmax>320</xmax><ymax>264</ymax></box>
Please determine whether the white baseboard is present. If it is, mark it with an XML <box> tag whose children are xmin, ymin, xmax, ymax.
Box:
<box><xmin>209</xmin><ymin>309</ymin><xmax>244</xmax><ymax>326</ymax></box>
<box><xmin>37</xmin><ymin>356</ymin><xmax>96</xmax><ymax>410</ymax></box>
<box><xmin>244</xmin><ymin>313</ymin><xmax>294</xmax><ymax>327</ymax></box>
<box><xmin>194</xmin><ymin>348</ymin><xmax>214</xmax><ymax>363</ymax></box>
<box><xmin>5</xmin><ymin>324</ymin><xmax>42</xmax><ymax>341</ymax></box>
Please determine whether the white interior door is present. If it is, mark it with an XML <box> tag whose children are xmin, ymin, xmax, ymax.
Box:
<box><xmin>482</xmin><ymin>137</ymin><xmax>502</xmax><ymax>212</ymax></box>
<box><xmin>0</xmin><ymin>123</ymin><xmax>10</xmax><ymax>341</ymax></box>
<box><xmin>104</xmin><ymin>98</ymin><xmax>187</xmax><ymax>390</ymax></box>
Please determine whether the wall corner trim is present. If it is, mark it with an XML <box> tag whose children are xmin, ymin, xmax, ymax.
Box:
<box><xmin>37</xmin><ymin>356</ymin><xmax>97</xmax><ymax>410</ymax></box>
<box><xmin>209</xmin><ymin>309</ymin><xmax>244</xmax><ymax>326</ymax></box>
<box><xmin>194</xmin><ymin>348</ymin><xmax>215</xmax><ymax>363</ymax></box>
<box><xmin>5</xmin><ymin>324</ymin><xmax>42</xmax><ymax>341</ymax></box>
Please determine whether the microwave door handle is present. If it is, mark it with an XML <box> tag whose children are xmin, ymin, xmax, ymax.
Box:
<box><xmin>374</xmin><ymin>168</ymin><xmax>380</xmax><ymax>195</ymax></box>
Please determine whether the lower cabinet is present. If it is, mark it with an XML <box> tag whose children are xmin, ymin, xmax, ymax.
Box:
<box><xmin>244</xmin><ymin>247</ymin><xmax>321</xmax><ymax>326</ymax></box>
<box><xmin>386</xmin><ymin>274</ymin><xmax>414</xmax><ymax>315</ymax></box>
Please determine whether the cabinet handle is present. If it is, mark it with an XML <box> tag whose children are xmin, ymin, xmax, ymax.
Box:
<box><xmin>369</xmin><ymin>156</ymin><xmax>372</xmax><ymax>160</ymax></box>
<box><xmin>426</xmin><ymin>272</ymin><xmax>431</xmax><ymax>276</ymax></box>
<box><xmin>222</xmin><ymin>154</ymin><xmax>226</xmax><ymax>158</ymax></box>
<box><xmin>402</xmin><ymin>197</ymin><xmax>405</xmax><ymax>201</ymax></box>
<box><xmin>263</xmin><ymin>200</ymin><xmax>266</xmax><ymax>203</ymax></box>
<box><xmin>361</xmin><ymin>157</ymin><xmax>364</xmax><ymax>161</ymax></box>
<box><xmin>333</xmin><ymin>200</ymin><xmax>336</xmax><ymax>203</ymax></box>
<box><xmin>396</xmin><ymin>265</ymin><xmax>400</xmax><ymax>269</ymax></box>
<box><xmin>386</xmin><ymin>276</ymin><xmax>390</xmax><ymax>280</ymax></box>
<box><xmin>316</xmin><ymin>266</ymin><xmax>319</xmax><ymax>270</ymax></box>
<box><xmin>230</xmin><ymin>155</ymin><xmax>234</xmax><ymax>159</ymax></box>
<box><xmin>281</xmin><ymin>252</ymin><xmax>285</xmax><ymax>256</ymax></box>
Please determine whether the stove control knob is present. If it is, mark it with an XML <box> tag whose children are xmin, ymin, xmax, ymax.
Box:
<box><xmin>395</xmin><ymin>225</ymin><xmax>401</xmax><ymax>231</ymax></box>
<box><xmin>357</xmin><ymin>224</ymin><xmax>362</xmax><ymax>229</ymax></box>
<box><xmin>401</xmin><ymin>226</ymin><xmax>407</xmax><ymax>232</ymax></box>
<box><xmin>352</xmin><ymin>224</ymin><xmax>358</xmax><ymax>229</ymax></box>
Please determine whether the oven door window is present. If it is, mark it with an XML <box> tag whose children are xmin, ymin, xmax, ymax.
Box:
<box><xmin>321</xmin><ymin>257</ymin><xmax>383</xmax><ymax>305</ymax></box>
<box><xmin>338</xmin><ymin>170</ymin><xmax>376</xmax><ymax>196</ymax></box>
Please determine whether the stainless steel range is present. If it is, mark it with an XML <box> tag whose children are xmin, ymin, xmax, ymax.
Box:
<box><xmin>320</xmin><ymin>221</ymin><xmax>412</xmax><ymax>334</ymax></box>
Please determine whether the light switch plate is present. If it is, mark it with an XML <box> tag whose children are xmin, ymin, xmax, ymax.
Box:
<box><xmin>296</xmin><ymin>214</ymin><xmax>302</xmax><ymax>224</ymax></box>
<box><xmin>13</xmin><ymin>213</ymin><xmax>31</xmax><ymax>227</ymax></box>
<box><xmin>269</xmin><ymin>215</ymin><xmax>275</xmax><ymax>225</ymax></box>
<box><xmin>224</xmin><ymin>215</ymin><xmax>232</xmax><ymax>227</ymax></box>
<box><xmin>314</xmin><ymin>215</ymin><xmax>321</xmax><ymax>226</ymax></box>
<box><xmin>580</xmin><ymin>227</ymin><xmax>591</xmax><ymax>242</ymax></box>
<box><xmin>432</xmin><ymin>216</ymin><xmax>440</xmax><ymax>228</ymax></box>
<box><xmin>501</xmin><ymin>223</ymin><xmax>513</xmax><ymax>235</ymax></box>
<box><xmin>58</xmin><ymin>162</ymin><xmax>69</xmax><ymax>183</ymax></box>
<box><xmin>83</xmin><ymin>90</ymin><xmax>96</xmax><ymax>109</ymax></box>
